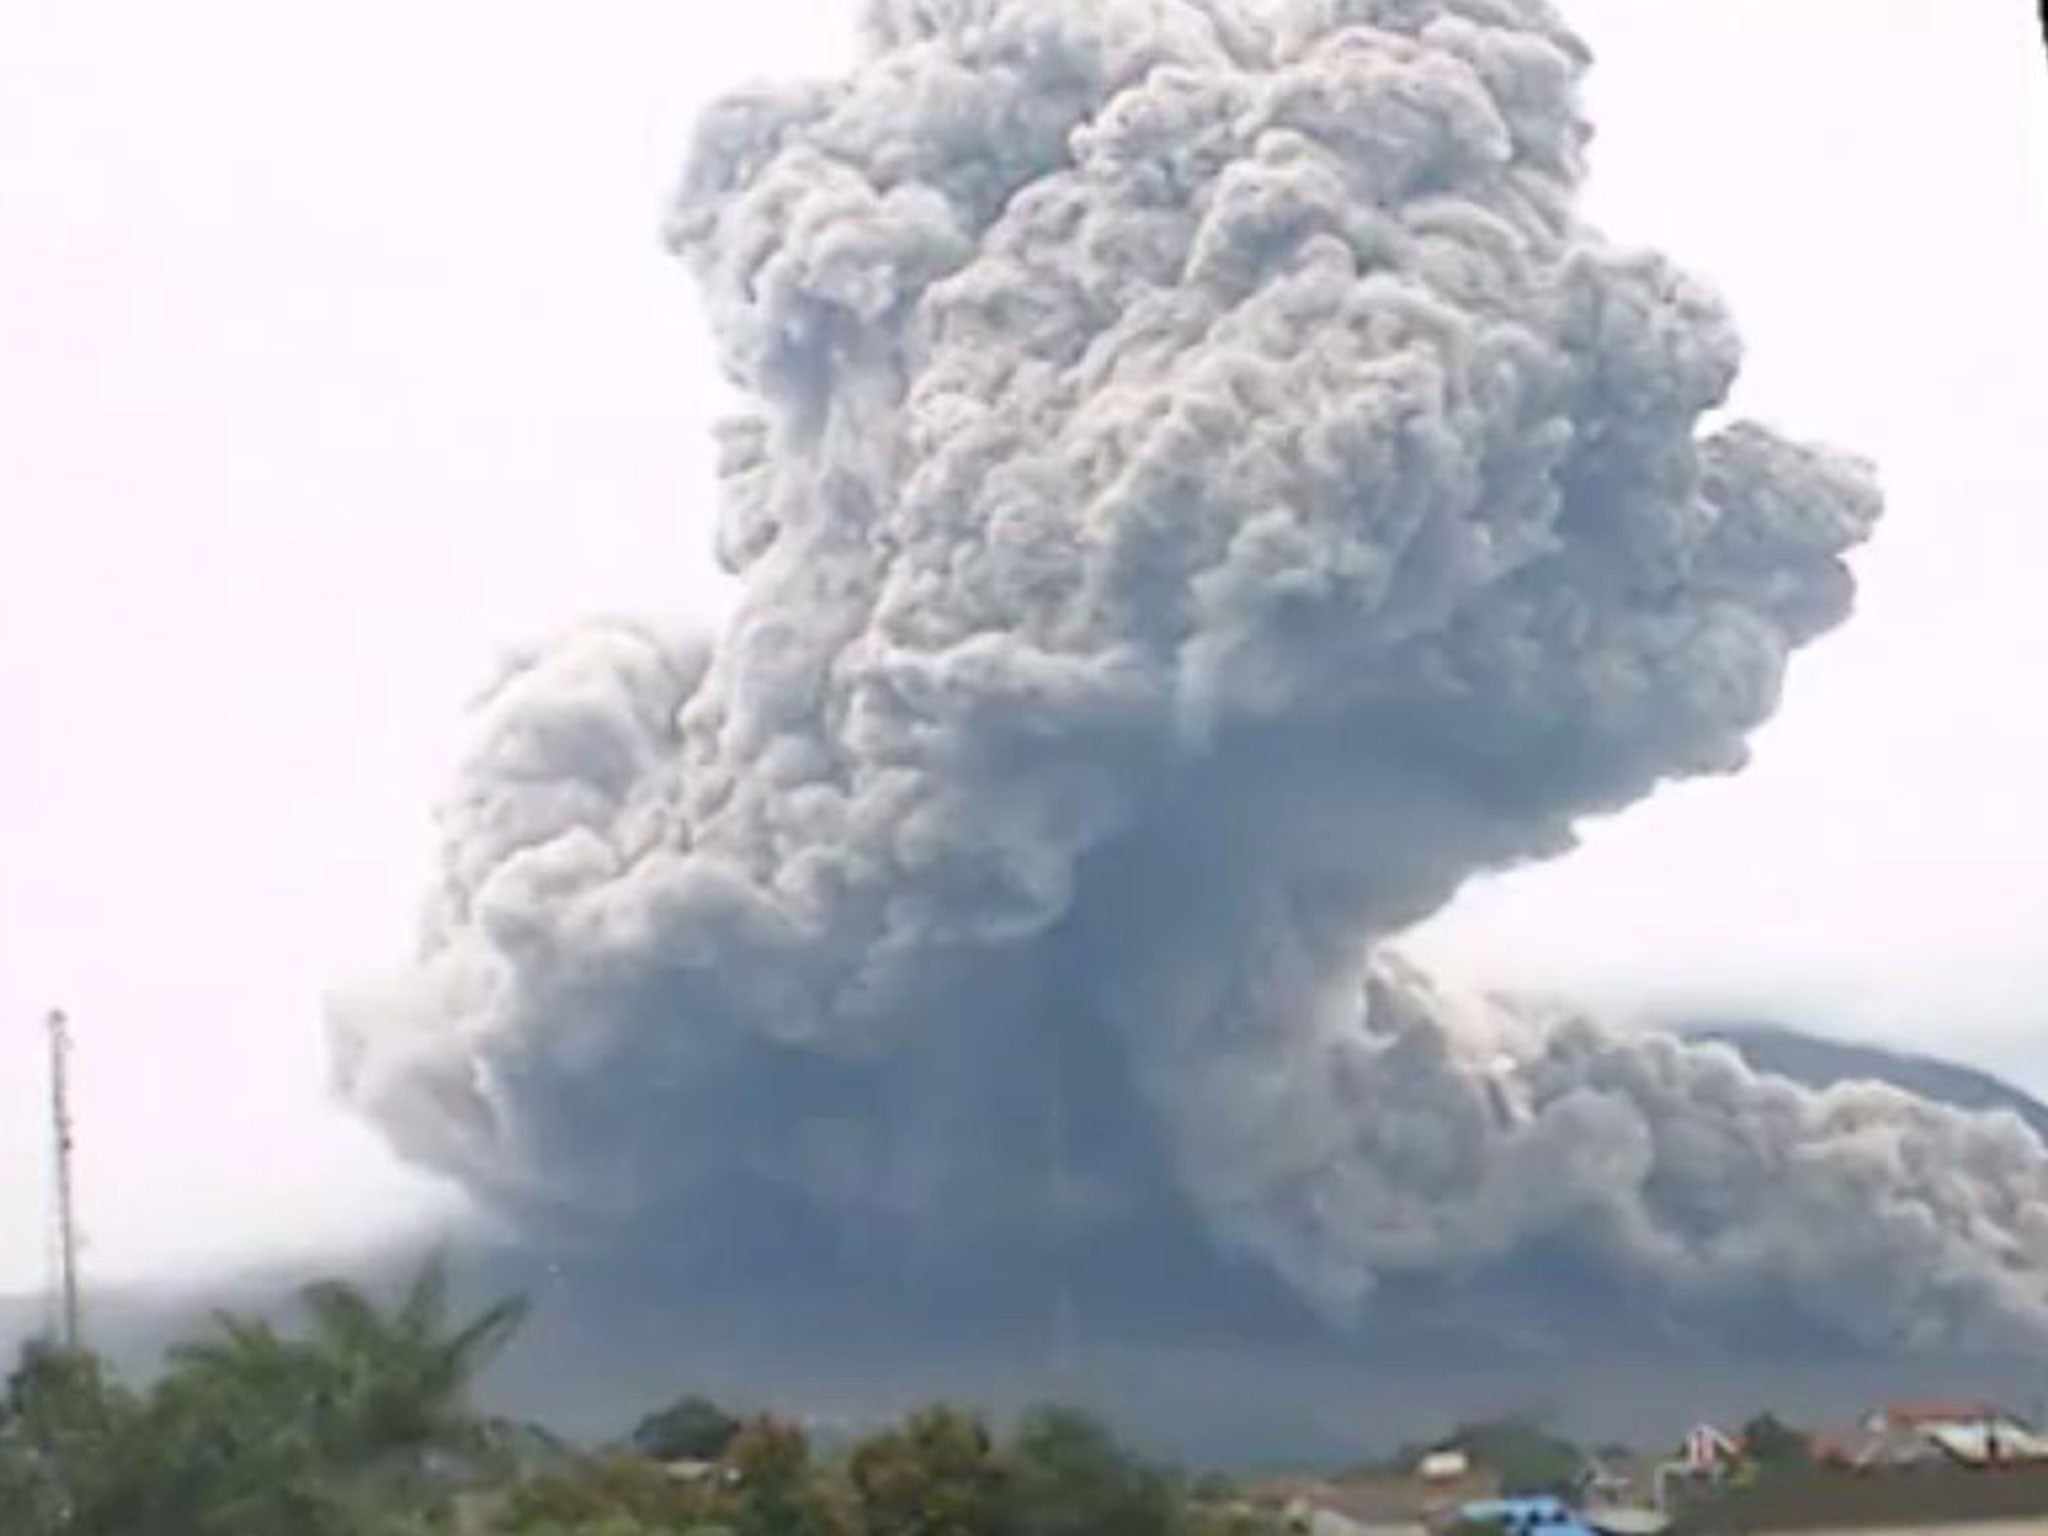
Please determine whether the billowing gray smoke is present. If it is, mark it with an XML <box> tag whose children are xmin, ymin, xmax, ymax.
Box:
<box><xmin>334</xmin><ymin>0</ymin><xmax>2048</xmax><ymax>1357</ymax></box>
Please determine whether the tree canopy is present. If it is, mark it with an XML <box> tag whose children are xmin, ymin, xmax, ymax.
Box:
<box><xmin>634</xmin><ymin>1396</ymin><xmax>745</xmax><ymax>1464</ymax></box>
<box><xmin>0</xmin><ymin>1256</ymin><xmax>527</xmax><ymax>1536</ymax></box>
<box><xmin>1440</xmin><ymin>1417</ymin><xmax>1583</xmax><ymax>1497</ymax></box>
<box><xmin>0</xmin><ymin>1270</ymin><xmax>1287</xmax><ymax>1536</ymax></box>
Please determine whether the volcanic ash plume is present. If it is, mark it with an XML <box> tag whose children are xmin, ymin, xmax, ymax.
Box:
<box><xmin>334</xmin><ymin>0</ymin><xmax>2048</xmax><ymax>1352</ymax></box>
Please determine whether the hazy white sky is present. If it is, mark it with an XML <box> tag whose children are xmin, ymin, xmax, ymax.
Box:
<box><xmin>1</xmin><ymin>0</ymin><xmax>2043</xmax><ymax>1300</ymax></box>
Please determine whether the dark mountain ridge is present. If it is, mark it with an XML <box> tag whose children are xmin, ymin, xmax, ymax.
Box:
<box><xmin>1681</xmin><ymin>1022</ymin><xmax>2048</xmax><ymax>1144</ymax></box>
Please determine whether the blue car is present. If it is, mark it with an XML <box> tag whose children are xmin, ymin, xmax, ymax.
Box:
<box><xmin>1456</xmin><ymin>1496</ymin><xmax>1598</xmax><ymax>1536</ymax></box>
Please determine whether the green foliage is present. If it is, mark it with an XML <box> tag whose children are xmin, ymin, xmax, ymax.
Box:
<box><xmin>497</xmin><ymin>1451</ymin><xmax>721</xmax><ymax>1531</ymax></box>
<box><xmin>3</xmin><ymin>1287</ymin><xmax>1267</xmax><ymax>1536</ymax></box>
<box><xmin>635</xmin><ymin>1395</ymin><xmax>745</xmax><ymax>1463</ymax></box>
<box><xmin>0</xmin><ymin>1340</ymin><xmax>141</xmax><ymax>1535</ymax></box>
<box><xmin>1000</xmin><ymin>1405</ymin><xmax>1184</xmax><ymax>1536</ymax></box>
<box><xmin>725</xmin><ymin>1416</ymin><xmax>849</xmax><ymax>1536</ymax></box>
<box><xmin>505</xmin><ymin>1517</ymin><xmax>716</xmax><ymax>1536</ymax></box>
<box><xmin>0</xmin><ymin>1256</ymin><xmax>526</xmax><ymax>1536</ymax></box>
<box><xmin>1442</xmin><ymin>1417</ymin><xmax>1582</xmax><ymax>1497</ymax></box>
<box><xmin>1738</xmin><ymin>1412</ymin><xmax>1810</xmax><ymax>1468</ymax></box>
<box><xmin>495</xmin><ymin>1400</ymin><xmax>1194</xmax><ymax>1536</ymax></box>
<box><xmin>1185</xmin><ymin>1498</ymin><xmax>1285</xmax><ymax>1536</ymax></box>
<box><xmin>295</xmin><ymin>1250</ymin><xmax>530</xmax><ymax>1472</ymax></box>
<box><xmin>491</xmin><ymin>1415</ymin><xmax>845</xmax><ymax>1536</ymax></box>
<box><xmin>848</xmin><ymin>1405</ymin><xmax>1007</xmax><ymax>1536</ymax></box>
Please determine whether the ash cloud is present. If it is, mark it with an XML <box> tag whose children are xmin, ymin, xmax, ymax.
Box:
<box><xmin>333</xmin><ymin>0</ymin><xmax>2048</xmax><ymax>1358</ymax></box>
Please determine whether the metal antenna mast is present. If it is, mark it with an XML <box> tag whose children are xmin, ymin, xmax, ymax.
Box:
<box><xmin>46</xmin><ymin>1009</ymin><xmax>82</xmax><ymax>1352</ymax></box>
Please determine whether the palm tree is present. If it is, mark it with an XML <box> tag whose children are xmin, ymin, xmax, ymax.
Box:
<box><xmin>294</xmin><ymin>1253</ymin><xmax>530</xmax><ymax>1489</ymax></box>
<box><xmin>0</xmin><ymin>1340</ymin><xmax>139</xmax><ymax>1535</ymax></box>
<box><xmin>148</xmin><ymin>1314</ymin><xmax>332</xmax><ymax>1532</ymax></box>
<box><xmin>127</xmin><ymin>1254</ymin><xmax>528</xmax><ymax>1534</ymax></box>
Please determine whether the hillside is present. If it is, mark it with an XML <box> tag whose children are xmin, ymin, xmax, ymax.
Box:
<box><xmin>1683</xmin><ymin>1023</ymin><xmax>2048</xmax><ymax>1144</ymax></box>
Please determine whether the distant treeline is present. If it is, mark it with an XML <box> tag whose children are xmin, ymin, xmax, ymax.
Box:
<box><xmin>0</xmin><ymin>1257</ymin><xmax>1283</xmax><ymax>1536</ymax></box>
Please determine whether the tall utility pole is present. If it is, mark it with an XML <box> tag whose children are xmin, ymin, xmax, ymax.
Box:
<box><xmin>46</xmin><ymin>1008</ymin><xmax>81</xmax><ymax>1352</ymax></box>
